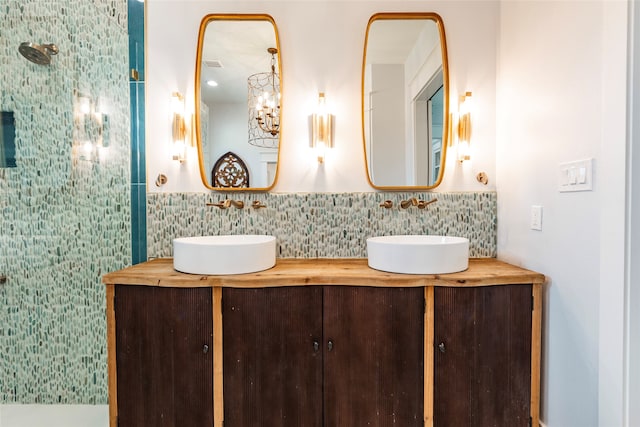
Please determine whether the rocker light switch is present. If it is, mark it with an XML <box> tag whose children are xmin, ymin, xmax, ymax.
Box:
<box><xmin>558</xmin><ymin>159</ymin><xmax>593</xmax><ymax>192</ymax></box>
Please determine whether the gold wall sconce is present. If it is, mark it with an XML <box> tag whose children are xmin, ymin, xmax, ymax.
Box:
<box><xmin>171</xmin><ymin>91</ymin><xmax>193</xmax><ymax>163</ymax></box>
<box><xmin>453</xmin><ymin>91</ymin><xmax>472</xmax><ymax>163</ymax></box>
<box><xmin>310</xmin><ymin>92</ymin><xmax>334</xmax><ymax>163</ymax></box>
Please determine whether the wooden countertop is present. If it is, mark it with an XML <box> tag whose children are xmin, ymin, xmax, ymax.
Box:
<box><xmin>102</xmin><ymin>258</ymin><xmax>545</xmax><ymax>288</ymax></box>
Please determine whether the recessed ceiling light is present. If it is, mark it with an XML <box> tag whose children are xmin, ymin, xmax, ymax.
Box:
<box><xmin>206</xmin><ymin>80</ymin><xmax>218</xmax><ymax>87</ymax></box>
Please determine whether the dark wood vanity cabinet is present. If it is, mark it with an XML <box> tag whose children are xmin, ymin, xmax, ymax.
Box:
<box><xmin>104</xmin><ymin>258</ymin><xmax>543</xmax><ymax>427</ymax></box>
<box><xmin>433</xmin><ymin>285</ymin><xmax>533</xmax><ymax>427</ymax></box>
<box><xmin>222</xmin><ymin>286</ymin><xmax>425</xmax><ymax>427</ymax></box>
<box><xmin>111</xmin><ymin>285</ymin><xmax>214</xmax><ymax>427</ymax></box>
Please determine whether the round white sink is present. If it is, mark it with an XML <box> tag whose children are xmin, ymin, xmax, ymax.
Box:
<box><xmin>173</xmin><ymin>235</ymin><xmax>276</xmax><ymax>275</ymax></box>
<box><xmin>366</xmin><ymin>235</ymin><xmax>469</xmax><ymax>274</ymax></box>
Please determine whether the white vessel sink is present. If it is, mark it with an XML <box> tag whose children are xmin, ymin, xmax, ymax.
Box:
<box><xmin>173</xmin><ymin>235</ymin><xmax>276</xmax><ymax>275</ymax></box>
<box><xmin>366</xmin><ymin>235</ymin><xmax>469</xmax><ymax>274</ymax></box>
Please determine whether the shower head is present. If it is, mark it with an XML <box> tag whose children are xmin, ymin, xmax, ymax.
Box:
<box><xmin>18</xmin><ymin>42</ymin><xmax>59</xmax><ymax>65</ymax></box>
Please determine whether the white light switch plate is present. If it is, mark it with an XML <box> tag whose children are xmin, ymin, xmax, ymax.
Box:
<box><xmin>531</xmin><ymin>205</ymin><xmax>543</xmax><ymax>231</ymax></box>
<box><xmin>559</xmin><ymin>158</ymin><xmax>594</xmax><ymax>192</ymax></box>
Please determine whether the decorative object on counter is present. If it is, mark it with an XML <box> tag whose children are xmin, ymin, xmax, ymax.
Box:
<box><xmin>379</xmin><ymin>200</ymin><xmax>393</xmax><ymax>209</ymax></box>
<box><xmin>476</xmin><ymin>172</ymin><xmax>488</xmax><ymax>185</ymax></box>
<box><xmin>155</xmin><ymin>174</ymin><xmax>168</xmax><ymax>187</ymax></box>
<box><xmin>211</xmin><ymin>151</ymin><xmax>250</xmax><ymax>188</ymax></box>
<box><xmin>251</xmin><ymin>200</ymin><xmax>267</xmax><ymax>209</ymax></box>
<box><xmin>310</xmin><ymin>92</ymin><xmax>334</xmax><ymax>164</ymax></box>
<box><xmin>400</xmin><ymin>197</ymin><xmax>438</xmax><ymax>209</ymax></box>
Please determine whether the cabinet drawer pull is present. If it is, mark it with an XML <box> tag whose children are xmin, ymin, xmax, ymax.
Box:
<box><xmin>203</xmin><ymin>344</ymin><xmax>209</xmax><ymax>354</ymax></box>
<box><xmin>438</xmin><ymin>342</ymin><xmax>446</xmax><ymax>353</ymax></box>
<box><xmin>327</xmin><ymin>340</ymin><xmax>334</xmax><ymax>351</ymax></box>
<box><xmin>313</xmin><ymin>340</ymin><xmax>319</xmax><ymax>352</ymax></box>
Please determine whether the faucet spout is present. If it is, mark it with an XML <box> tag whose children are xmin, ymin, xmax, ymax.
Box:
<box><xmin>229</xmin><ymin>199</ymin><xmax>244</xmax><ymax>209</ymax></box>
<box><xmin>206</xmin><ymin>200</ymin><xmax>231</xmax><ymax>209</ymax></box>
<box><xmin>400</xmin><ymin>197</ymin><xmax>418</xmax><ymax>209</ymax></box>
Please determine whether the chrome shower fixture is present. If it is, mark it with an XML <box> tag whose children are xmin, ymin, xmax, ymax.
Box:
<box><xmin>18</xmin><ymin>42</ymin><xmax>59</xmax><ymax>65</ymax></box>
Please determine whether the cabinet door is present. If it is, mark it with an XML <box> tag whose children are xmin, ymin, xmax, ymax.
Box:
<box><xmin>434</xmin><ymin>285</ymin><xmax>532</xmax><ymax>427</ymax></box>
<box><xmin>114</xmin><ymin>285</ymin><xmax>214</xmax><ymax>427</ymax></box>
<box><xmin>323</xmin><ymin>286</ymin><xmax>424</xmax><ymax>427</ymax></box>
<box><xmin>222</xmin><ymin>287</ymin><xmax>323</xmax><ymax>427</ymax></box>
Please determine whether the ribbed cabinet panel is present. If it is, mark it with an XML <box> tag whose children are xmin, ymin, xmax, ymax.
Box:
<box><xmin>433</xmin><ymin>285</ymin><xmax>532</xmax><ymax>427</ymax></box>
<box><xmin>222</xmin><ymin>287</ymin><xmax>324</xmax><ymax>427</ymax></box>
<box><xmin>323</xmin><ymin>286</ymin><xmax>424</xmax><ymax>427</ymax></box>
<box><xmin>114</xmin><ymin>285</ymin><xmax>214</xmax><ymax>427</ymax></box>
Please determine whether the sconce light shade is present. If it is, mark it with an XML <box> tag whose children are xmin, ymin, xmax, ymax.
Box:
<box><xmin>456</xmin><ymin>91</ymin><xmax>472</xmax><ymax>162</ymax></box>
<box><xmin>311</xmin><ymin>92</ymin><xmax>334</xmax><ymax>163</ymax></box>
<box><xmin>171</xmin><ymin>92</ymin><xmax>188</xmax><ymax>163</ymax></box>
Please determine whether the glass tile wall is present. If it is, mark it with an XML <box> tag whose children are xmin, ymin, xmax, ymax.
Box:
<box><xmin>0</xmin><ymin>0</ymin><xmax>131</xmax><ymax>404</ymax></box>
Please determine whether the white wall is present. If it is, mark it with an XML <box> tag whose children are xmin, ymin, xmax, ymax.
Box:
<box><xmin>369</xmin><ymin>64</ymin><xmax>406</xmax><ymax>184</ymax></box>
<box><xmin>146</xmin><ymin>0</ymin><xmax>498</xmax><ymax>193</ymax></box>
<box><xmin>497</xmin><ymin>1</ymin><xmax>628</xmax><ymax>426</ymax></box>
<box><xmin>626</xmin><ymin>1</ymin><xmax>640</xmax><ymax>423</ymax></box>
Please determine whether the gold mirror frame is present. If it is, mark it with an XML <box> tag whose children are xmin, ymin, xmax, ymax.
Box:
<box><xmin>194</xmin><ymin>14</ymin><xmax>282</xmax><ymax>192</ymax></box>
<box><xmin>362</xmin><ymin>12</ymin><xmax>450</xmax><ymax>191</ymax></box>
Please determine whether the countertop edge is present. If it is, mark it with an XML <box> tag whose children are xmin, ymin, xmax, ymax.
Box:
<box><xmin>102</xmin><ymin>258</ymin><xmax>546</xmax><ymax>288</ymax></box>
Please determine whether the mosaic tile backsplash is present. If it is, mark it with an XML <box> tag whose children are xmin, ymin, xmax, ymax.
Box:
<box><xmin>147</xmin><ymin>192</ymin><xmax>497</xmax><ymax>259</ymax></box>
<box><xmin>0</xmin><ymin>0</ymin><xmax>130</xmax><ymax>404</ymax></box>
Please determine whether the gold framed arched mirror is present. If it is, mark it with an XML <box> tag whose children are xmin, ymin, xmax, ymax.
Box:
<box><xmin>362</xmin><ymin>13</ymin><xmax>450</xmax><ymax>190</ymax></box>
<box><xmin>195</xmin><ymin>14</ymin><xmax>282</xmax><ymax>191</ymax></box>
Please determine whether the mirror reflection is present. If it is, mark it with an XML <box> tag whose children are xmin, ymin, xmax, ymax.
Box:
<box><xmin>363</xmin><ymin>13</ymin><xmax>449</xmax><ymax>189</ymax></box>
<box><xmin>195</xmin><ymin>15</ymin><xmax>281</xmax><ymax>191</ymax></box>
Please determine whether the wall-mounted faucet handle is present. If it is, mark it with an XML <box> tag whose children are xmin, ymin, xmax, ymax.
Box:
<box><xmin>379</xmin><ymin>200</ymin><xmax>393</xmax><ymax>209</ymax></box>
<box><xmin>417</xmin><ymin>198</ymin><xmax>438</xmax><ymax>209</ymax></box>
<box><xmin>206</xmin><ymin>200</ymin><xmax>231</xmax><ymax>209</ymax></box>
<box><xmin>400</xmin><ymin>197</ymin><xmax>418</xmax><ymax>209</ymax></box>
<box><xmin>251</xmin><ymin>200</ymin><xmax>267</xmax><ymax>209</ymax></box>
